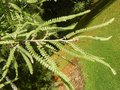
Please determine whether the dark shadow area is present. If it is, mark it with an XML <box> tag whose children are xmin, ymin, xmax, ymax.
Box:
<box><xmin>41</xmin><ymin>0</ymin><xmax>91</xmax><ymax>21</ymax></box>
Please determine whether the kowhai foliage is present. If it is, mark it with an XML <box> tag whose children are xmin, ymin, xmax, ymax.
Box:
<box><xmin>0</xmin><ymin>0</ymin><xmax>116</xmax><ymax>90</ymax></box>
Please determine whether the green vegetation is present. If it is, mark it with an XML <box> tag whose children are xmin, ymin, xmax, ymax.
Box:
<box><xmin>0</xmin><ymin>0</ymin><xmax>119</xmax><ymax>90</ymax></box>
<box><xmin>53</xmin><ymin>0</ymin><xmax>120</xmax><ymax>90</ymax></box>
<box><xmin>0</xmin><ymin>0</ymin><xmax>93</xmax><ymax>90</ymax></box>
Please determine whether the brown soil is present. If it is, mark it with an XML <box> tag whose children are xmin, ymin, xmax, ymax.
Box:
<box><xmin>54</xmin><ymin>58</ymin><xmax>84</xmax><ymax>90</ymax></box>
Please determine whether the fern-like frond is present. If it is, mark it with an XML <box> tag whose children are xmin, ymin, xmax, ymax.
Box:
<box><xmin>45</xmin><ymin>43</ymin><xmax>57</xmax><ymax>52</ymax></box>
<box><xmin>44</xmin><ymin>43</ymin><xmax>71</xmax><ymax>63</ymax></box>
<box><xmin>83</xmin><ymin>53</ymin><xmax>117</xmax><ymax>75</ymax></box>
<box><xmin>0</xmin><ymin>47</ymin><xmax>16</xmax><ymax>82</ymax></box>
<box><xmin>13</xmin><ymin>59</ymin><xmax>18</xmax><ymax>79</ymax></box>
<box><xmin>37</xmin><ymin>46</ymin><xmax>57</xmax><ymax>68</ymax></box>
<box><xmin>25</xmin><ymin>42</ymin><xmax>53</xmax><ymax>69</ymax></box>
<box><xmin>72</xmin><ymin>35</ymin><xmax>112</xmax><ymax>41</ymax></box>
<box><xmin>67</xmin><ymin>42</ymin><xmax>86</xmax><ymax>55</ymax></box>
<box><xmin>40</xmin><ymin>23</ymin><xmax>77</xmax><ymax>32</ymax></box>
<box><xmin>50</xmin><ymin>41</ymin><xmax>83</xmax><ymax>58</ymax></box>
<box><xmin>25</xmin><ymin>10</ymin><xmax>90</xmax><ymax>39</ymax></box>
<box><xmin>51</xmin><ymin>41</ymin><xmax>117</xmax><ymax>75</ymax></box>
<box><xmin>20</xmin><ymin>51</ymin><xmax>33</xmax><ymax>75</ymax></box>
<box><xmin>17</xmin><ymin>45</ymin><xmax>34</xmax><ymax>63</ymax></box>
<box><xmin>65</xmin><ymin>18</ymin><xmax>115</xmax><ymax>39</ymax></box>
<box><xmin>42</xmin><ymin>10</ymin><xmax>90</xmax><ymax>26</ymax></box>
<box><xmin>25</xmin><ymin>42</ymin><xmax>74</xmax><ymax>90</ymax></box>
<box><xmin>68</xmin><ymin>43</ymin><xmax>117</xmax><ymax>75</ymax></box>
<box><xmin>0</xmin><ymin>40</ymin><xmax>17</xmax><ymax>45</ymax></box>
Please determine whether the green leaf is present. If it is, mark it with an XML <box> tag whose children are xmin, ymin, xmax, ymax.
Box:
<box><xmin>20</xmin><ymin>52</ymin><xmax>33</xmax><ymax>75</ymax></box>
<box><xmin>27</xmin><ymin>0</ymin><xmax>38</xmax><ymax>3</ymax></box>
<box><xmin>17</xmin><ymin>45</ymin><xmax>34</xmax><ymax>63</ymax></box>
<box><xmin>0</xmin><ymin>47</ymin><xmax>16</xmax><ymax>82</ymax></box>
<box><xmin>9</xmin><ymin>3</ymin><xmax>22</xmax><ymax>13</ymax></box>
<box><xmin>42</xmin><ymin>10</ymin><xmax>90</xmax><ymax>26</ymax></box>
